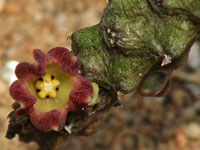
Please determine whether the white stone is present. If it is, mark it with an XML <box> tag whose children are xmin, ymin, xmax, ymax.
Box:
<box><xmin>183</xmin><ymin>122</ymin><xmax>200</xmax><ymax>139</ymax></box>
<box><xmin>1</xmin><ymin>61</ymin><xmax>18</xmax><ymax>85</ymax></box>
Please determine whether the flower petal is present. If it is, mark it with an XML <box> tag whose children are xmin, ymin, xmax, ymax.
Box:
<box><xmin>70</xmin><ymin>76</ymin><xmax>93</xmax><ymax>108</ymax></box>
<box><xmin>30</xmin><ymin>108</ymin><xmax>67</xmax><ymax>132</ymax></box>
<box><xmin>15</xmin><ymin>63</ymin><xmax>38</xmax><ymax>79</ymax></box>
<box><xmin>47</xmin><ymin>47</ymin><xmax>81</xmax><ymax>74</ymax></box>
<box><xmin>15</xmin><ymin>50</ymin><xmax>48</xmax><ymax>80</ymax></box>
<box><xmin>33</xmin><ymin>49</ymin><xmax>48</xmax><ymax>75</ymax></box>
<box><xmin>9</xmin><ymin>80</ymin><xmax>36</xmax><ymax>115</ymax></box>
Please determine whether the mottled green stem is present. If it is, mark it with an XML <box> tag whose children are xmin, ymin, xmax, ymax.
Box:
<box><xmin>72</xmin><ymin>0</ymin><xmax>200</xmax><ymax>95</ymax></box>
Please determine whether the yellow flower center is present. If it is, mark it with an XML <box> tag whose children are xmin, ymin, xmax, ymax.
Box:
<box><xmin>35</xmin><ymin>74</ymin><xmax>60</xmax><ymax>99</ymax></box>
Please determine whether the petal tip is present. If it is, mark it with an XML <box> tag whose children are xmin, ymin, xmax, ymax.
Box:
<box><xmin>9</xmin><ymin>80</ymin><xmax>36</xmax><ymax>115</ymax></box>
<box><xmin>69</xmin><ymin>76</ymin><xmax>94</xmax><ymax>108</ymax></box>
<box><xmin>30</xmin><ymin>109</ymin><xmax>67</xmax><ymax>132</ymax></box>
<box><xmin>15</xmin><ymin>63</ymin><xmax>37</xmax><ymax>79</ymax></box>
<box><xmin>47</xmin><ymin>47</ymin><xmax>81</xmax><ymax>74</ymax></box>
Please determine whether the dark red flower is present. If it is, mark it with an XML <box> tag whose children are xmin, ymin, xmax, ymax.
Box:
<box><xmin>10</xmin><ymin>47</ymin><xmax>99</xmax><ymax>132</ymax></box>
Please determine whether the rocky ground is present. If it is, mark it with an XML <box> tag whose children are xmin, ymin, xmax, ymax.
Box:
<box><xmin>0</xmin><ymin>0</ymin><xmax>200</xmax><ymax>150</ymax></box>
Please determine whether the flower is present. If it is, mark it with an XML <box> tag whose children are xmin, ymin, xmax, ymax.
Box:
<box><xmin>9</xmin><ymin>47</ymin><xmax>100</xmax><ymax>132</ymax></box>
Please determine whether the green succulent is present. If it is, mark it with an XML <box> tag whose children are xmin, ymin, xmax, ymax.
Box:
<box><xmin>72</xmin><ymin>0</ymin><xmax>200</xmax><ymax>96</ymax></box>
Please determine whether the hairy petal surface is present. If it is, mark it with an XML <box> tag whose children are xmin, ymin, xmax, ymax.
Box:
<box><xmin>15</xmin><ymin>63</ymin><xmax>39</xmax><ymax>79</ymax></box>
<box><xmin>70</xmin><ymin>76</ymin><xmax>93</xmax><ymax>108</ymax></box>
<box><xmin>33</xmin><ymin>49</ymin><xmax>48</xmax><ymax>74</ymax></box>
<box><xmin>48</xmin><ymin>47</ymin><xmax>81</xmax><ymax>75</ymax></box>
<box><xmin>10</xmin><ymin>80</ymin><xmax>36</xmax><ymax>115</ymax></box>
<box><xmin>30</xmin><ymin>108</ymin><xmax>67</xmax><ymax>132</ymax></box>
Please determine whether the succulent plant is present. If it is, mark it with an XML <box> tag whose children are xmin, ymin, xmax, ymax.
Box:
<box><xmin>73</xmin><ymin>0</ymin><xmax>200</xmax><ymax>96</ymax></box>
<box><xmin>7</xmin><ymin>0</ymin><xmax>200</xmax><ymax>150</ymax></box>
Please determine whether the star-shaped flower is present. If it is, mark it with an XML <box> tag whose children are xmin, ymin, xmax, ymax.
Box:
<box><xmin>9</xmin><ymin>47</ymin><xmax>100</xmax><ymax>132</ymax></box>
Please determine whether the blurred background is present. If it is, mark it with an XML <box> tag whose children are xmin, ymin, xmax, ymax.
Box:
<box><xmin>0</xmin><ymin>0</ymin><xmax>200</xmax><ymax>150</ymax></box>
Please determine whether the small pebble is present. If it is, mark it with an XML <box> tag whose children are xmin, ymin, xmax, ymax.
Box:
<box><xmin>183</xmin><ymin>122</ymin><xmax>200</xmax><ymax>139</ymax></box>
<box><xmin>1</xmin><ymin>61</ymin><xmax>18</xmax><ymax>85</ymax></box>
